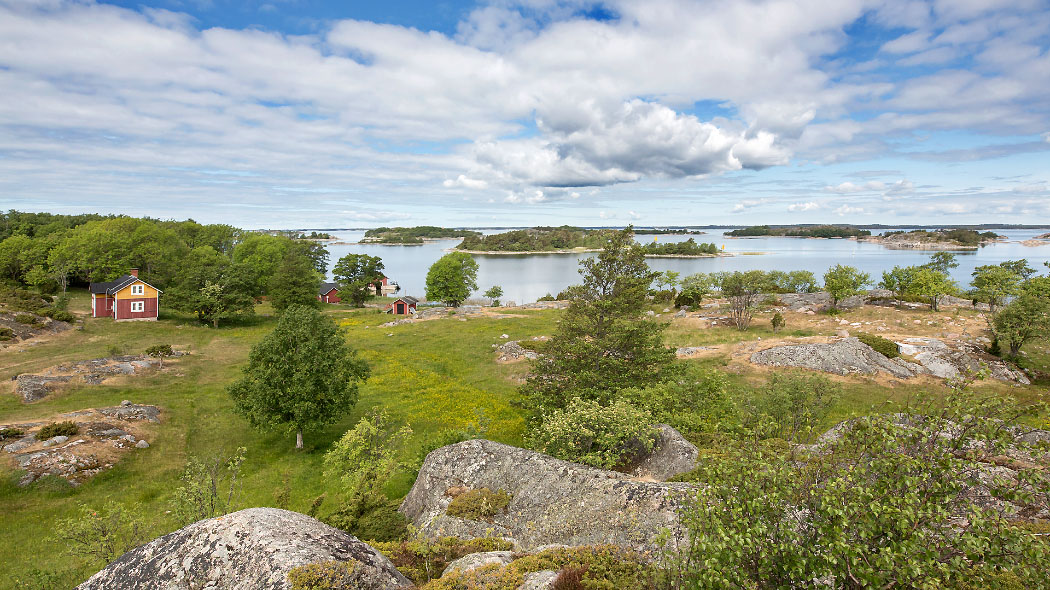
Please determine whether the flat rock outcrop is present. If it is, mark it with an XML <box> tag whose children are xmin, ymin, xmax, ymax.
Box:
<box><xmin>401</xmin><ymin>439</ymin><xmax>691</xmax><ymax>553</ymax></box>
<box><xmin>77</xmin><ymin>508</ymin><xmax>411</xmax><ymax>590</ymax></box>
<box><xmin>751</xmin><ymin>337</ymin><xmax>921</xmax><ymax>378</ymax></box>
<box><xmin>627</xmin><ymin>424</ymin><xmax>698</xmax><ymax>481</ymax></box>
<box><xmin>15</xmin><ymin>355</ymin><xmax>173</xmax><ymax>403</ymax></box>
<box><xmin>896</xmin><ymin>338</ymin><xmax>1029</xmax><ymax>384</ymax></box>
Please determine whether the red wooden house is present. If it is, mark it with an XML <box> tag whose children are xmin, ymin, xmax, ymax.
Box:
<box><xmin>368</xmin><ymin>277</ymin><xmax>400</xmax><ymax>296</ymax></box>
<box><xmin>89</xmin><ymin>269</ymin><xmax>161</xmax><ymax>321</ymax></box>
<box><xmin>386</xmin><ymin>296</ymin><xmax>418</xmax><ymax>315</ymax></box>
<box><xmin>318</xmin><ymin>282</ymin><xmax>341</xmax><ymax>304</ymax></box>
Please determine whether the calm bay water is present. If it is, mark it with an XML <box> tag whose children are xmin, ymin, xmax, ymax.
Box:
<box><xmin>323</xmin><ymin>229</ymin><xmax>1050</xmax><ymax>305</ymax></box>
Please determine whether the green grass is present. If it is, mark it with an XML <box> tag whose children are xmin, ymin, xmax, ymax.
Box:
<box><xmin>1</xmin><ymin>290</ymin><xmax>1045</xmax><ymax>586</ymax></box>
<box><xmin>0</xmin><ymin>294</ymin><xmax>557</xmax><ymax>587</ymax></box>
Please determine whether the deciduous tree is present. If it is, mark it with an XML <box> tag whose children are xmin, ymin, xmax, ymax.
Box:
<box><xmin>227</xmin><ymin>305</ymin><xmax>369</xmax><ymax>449</ymax></box>
<box><xmin>332</xmin><ymin>253</ymin><xmax>385</xmax><ymax>307</ymax></box>
<box><xmin>424</xmin><ymin>252</ymin><xmax>478</xmax><ymax>307</ymax></box>
<box><xmin>823</xmin><ymin>264</ymin><xmax>870</xmax><ymax>309</ymax></box>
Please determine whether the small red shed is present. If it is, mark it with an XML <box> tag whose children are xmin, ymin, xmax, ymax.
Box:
<box><xmin>387</xmin><ymin>296</ymin><xmax>418</xmax><ymax>315</ymax></box>
<box><xmin>318</xmin><ymin>282</ymin><xmax>341</xmax><ymax>304</ymax></box>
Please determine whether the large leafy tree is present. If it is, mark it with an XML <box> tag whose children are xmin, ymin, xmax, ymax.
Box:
<box><xmin>971</xmin><ymin>263</ymin><xmax>1023</xmax><ymax>312</ymax></box>
<box><xmin>990</xmin><ymin>277</ymin><xmax>1050</xmax><ymax>356</ymax></box>
<box><xmin>520</xmin><ymin>227</ymin><xmax>677</xmax><ymax>417</ymax></box>
<box><xmin>267</xmin><ymin>249</ymin><xmax>321</xmax><ymax>313</ymax></box>
<box><xmin>332</xmin><ymin>253</ymin><xmax>385</xmax><ymax>307</ymax></box>
<box><xmin>232</xmin><ymin>234</ymin><xmax>291</xmax><ymax>294</ymax></box>
<box><xmin>879</xmin><ymin>265</ymin><xmax>916</xmax><ymax>308</ymax></box>
<box><xmin>907</xmin><ymin>267</ymin><xmax>956</xmax><ymax>311</ymax></box>
<box><xmin>425</xmin><ymin>251</ymin><xmax>479</xmax><ymax>307</ymax></box>
<box><xmin>227</xmin><ymin>305</ymin><xmax>370</xmax><ymax>449</ymax></box>
<box><xmin>166</xmin><ymin>246</ymin><xmax>256</xmax><ymax>327</ymax></box>
<box><xmin>823</xmin><ymin>264</ymin><xmax>871</xmax><ymax>309</ymax></box>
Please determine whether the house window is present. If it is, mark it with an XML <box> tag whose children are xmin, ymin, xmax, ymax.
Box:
<box><xmin>131</xmin><ymin>284</ymin><xmax>144</xmax><ymax>295</ymax></box>
<box><xmin>131</xmin><ymin>301</ymin><xmax>145</xmax><ymax>313</ymax></box>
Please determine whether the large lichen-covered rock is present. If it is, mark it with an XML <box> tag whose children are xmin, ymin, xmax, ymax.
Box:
<box><xmin>750</xmin><ymin>337</ymin><xmax>922</xmax><ymax>379</ymax></box>
<box><xmin>401</xmin><ymin>439</ymin><xmax>691</xmax><ymax>553</ymax></box>
<box><xmin>76</xmin><ymin>508</ymin><xmax>411</xmax><ymax>590</ymax></box>
<box><xmin>626</xmin><ymin>424</ymin><xmax>698</xmax><ymax>481</ymax></box>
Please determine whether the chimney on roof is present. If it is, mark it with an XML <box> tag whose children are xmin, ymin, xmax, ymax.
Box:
<box><xmin>129</xmin><ymin>268</ymin><xmax>139</xmax><ymax>278</ymax></box>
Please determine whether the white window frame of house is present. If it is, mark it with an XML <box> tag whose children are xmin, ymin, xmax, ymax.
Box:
<box><xmin>131</xmin><ymin>284</ymin><xmax>145</xmax><ymax>295</ymax></box>
<box><xmin>131</xmin><ymin>301</ymin><xmax>145</xmax><ymax>313</ymax></box>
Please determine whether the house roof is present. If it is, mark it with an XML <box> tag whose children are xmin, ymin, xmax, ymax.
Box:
<box><xmin>89</xmin><ymin>275</ymin><xmax>162</xmax><ymax>295</ymax></box>
<box><xmin>319</xmin><ymin>282</ymin><xmax>339</xmax><ymax>296</ymax></box>
<box><xmin>395</xmin><ymin>296</ymin><xmax>419</xmax><ymax>305</ymax></box>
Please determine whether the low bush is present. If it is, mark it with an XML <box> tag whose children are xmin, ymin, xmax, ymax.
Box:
<box><xmin>0</xmin><ymin>427</ymin><xmax>25</xmax><ymax>440</ymax></box>
<box><xmin>857</xmin><ymin>332</ymin><xmax>900</xmax><ymax>358</ymax></box>
<box><xmin>421</xmin><ymin>545</ymin><xmax>651</xmax><ymax>590</ymax></box>
<box><xmin>37</xmin><ymin>421</ymin><xmax>79</xmax><ymax>440</ymax></box>
<box><xmin>145</xmin><ymin>344</ymin><xmax>174</xmax><ymax>357</ymax></box>
<box><xmin>287</xmin><ymin>560</ymin><xmax>357</xmax><ymax>590</ymax></box>
<box><xmin>537</xmin><ymin>293</ymin><xmax>556</xmax><ymax>302</ymax></box>
<box><xmin>372</xmin><ymin>536</ymin><xmax>515</xmax><ymax>585</ymax></box>
<box><xmin>0</xmin><ymin>326</ymin><xmax>13</xmax><ymax>340</ymax></box>
<box><xmin>527</xmin><ymin>398</ymin><xmax>659</xmax><ymax>470</ymax></box>
<box><xmin>445</xmin><ymin>487</ymin><xmax>511</xmax><ymax>521</ymax></box>
<box><xmin>771</xmin><ymin>311</ymin><xmax>785</xmax><ymax>333</ymax></box>
<box><xmin>515</xmin><ymin>339</ymin><xmax>548</xmax><ymax>353</ymax></box>
<box><xmin>50</xmin><ymin>310</ymin><xmax>75</xmax><ymax>323</ymax></box>
<box><xmin>15</xmin><ymin>313</ymin><xmax>41</xmax><ymax>326</ymax></box>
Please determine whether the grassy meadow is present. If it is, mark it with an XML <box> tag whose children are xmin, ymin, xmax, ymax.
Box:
<box><xmin>1</xmin><ymin>291</ymin><xmax>1047</xmax><ymax>587</ymax></box>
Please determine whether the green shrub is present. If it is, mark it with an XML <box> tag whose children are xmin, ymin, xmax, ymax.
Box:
<box><xmin>856</xmin><ymin>332</ymin><xmax>900</xmax><ymax>358</ymax></box>
<box><xmin>537</xmin><ymin>293</ymin><xmax>556</xmax><ymax>302</ymax></box>
<box><xmin>372</xmin><ymin>536</ymin><xmax>514</xmax><ymax>585</ymax></box>
<box><xmin>515</xmin><ymin>339</ymin><xmax>548</xmax><ymax>353</ymax></box>
<box><xmin>527</xmin><ymin>398</ymin><xmax>658</xmax><ymax>470</ymax></box>
<box><xmin>37</xmin><ymin>421</ymin><xmax>78</xmax><ymax>439</ymax></box>
<box><xmin>421</xmin><ymin>545</ymin><xmax>650</xmax><ymax>590</ymax></box>
<box><xmin>145</xmin><ymin>344</ymin><xmax>174</xmax><ymax>357</ymax></box>
<box><xmin>0</xmin><ymin>427</ymin><xmax>25</xmax><ymax>440</ymax></box>
<box><xmin>771</xmin><ymin>311</ymin><xmax>785</xmax><ymax>333</ymax></box>
<box><xmin>739</xmin><ymin>372</ymin><xmax>839</xmax><ymax>441</ymax></box>
<box><xmin>50</xmin><ymin>310</ymin><xmax>75</xmax><ymax>323</ymax></box>
<box><xmin>15</xmin><ymin>313</ymin><xmax>41</xmax><ymax>326</ymax></box>
<box><xmin>287</xmin><ymin>560</ymin><xmax>357</xmax><ymax>590</ymax></box>
<box><xmin>0</xmin><ymin>326</ymin><xmax>13</xmax><ymax>340</ymax></box>
<box><xmin>334</xmin><ymin>498</ymin><xmax>409</xmax><ymax>542</ymax></box>
<box><xmin>445</xmin><ymin>487</ymin><xmax>511</xmax><ymax>521</ymax></box>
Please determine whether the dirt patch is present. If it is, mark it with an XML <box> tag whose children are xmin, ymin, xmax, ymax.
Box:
<box><xmin>0</xmin><ymin>402</ymin><xmax>160</xmax><ymax>486</ymax></box>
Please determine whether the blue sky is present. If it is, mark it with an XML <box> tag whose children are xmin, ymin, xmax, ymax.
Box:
<box><xmin>0</xmin><ymin>0</ymin><xmax>1048</xmax><ymax>228</ymax></box>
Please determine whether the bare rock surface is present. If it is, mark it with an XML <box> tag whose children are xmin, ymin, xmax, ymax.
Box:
<box><xmin>627</xmin><ymin>424</ymin><xmax>698</xmax><ymax>481</ymax></box>
<box><xmin>518</xmin><ymin>570</ymin><xmax>558</xmax><ymax>590</ymax></box>
<box><xmin>751</xmin><ymin>337</ymin><xmax>920</xmax><ymax>378</ymax></box>
<box><xmin>895</xmin><ymin>338</ymin><xmax>1030</xmax><ymax>385</ymax></box>
<box><xmin>497</xmin><ymin>341</ymin><xmax>539</xmax><ymax>362</ymax></box>
<box><xmin>76</xmin><ymin>508</ymin><xmax>411</xmax><ymax>590</ymax></box>
<box><xmin>15</xmin><ymin>355</ymin><xmax>174</xmax><ymax>403</ymax></box>
<box><xmin>401</xmin><ymin>439</ymin><xmax>691</xmax><ymax>553</ymax></box>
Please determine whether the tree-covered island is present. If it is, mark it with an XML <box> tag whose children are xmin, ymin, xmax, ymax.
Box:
<box><xmin>360</xmin><ymin>226</ymin><xmax>481</xmax><ymax>244</ymax></box>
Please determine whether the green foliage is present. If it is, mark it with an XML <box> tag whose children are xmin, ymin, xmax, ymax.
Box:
<box><xmin>991</xmin><ymin>294</ymin><xmax>1050</xmax><ymax>356</ymax></box>
<box><xmin>232</xmin><ymin>233</ymin><xmax>293</xmax><ymax>293</ymax></box>
<box><xmin>422</xmin><ymin>545</ymin><xmax>651</xmax><ymax>590</ymax></box>
<box><xmin>739</xmin><ymin>372</ymin><xmax>839</xmax><ymax>441</ymax></box>
<box><xmin>332</xmin><ymin>253</ymin><xmax>385</xmax><ymax>307</ymax></box>
<box><xmin>663</xmin><ymin>393</ymin><xmax>1050</xmax><ymax>590</ymax></box>
<box><xmin>640</xmin><ymin>239</ymin><xmax>718</xmax><ymax>256</ymax></box>
<box><xmin>372</xmin><ymin>537</ymin><xmax>515</xmax><ymax>585</ymax></box>
<box><xmin>882</xmin><ymin>228</ymin><xmax>1000</xmax><ymax>247</ymax></box>
<box><xmin>166</xmin><ymin>246</ymin><xmax>256</xmax><ymax>327</ymax></box>
<box><xmin>0</xmin><ymin>326</ymin><xmax>13</xmax><ymax>341</ymax></box>
<box><xmin>324</xmin><ymin>410</ymin><xmax>412</xmax><ymax>501</ymax></box>
<box><xmin>536</xmin><ymin>293</ymin><xmax>556</xmax><ymax>302</ymax></box>
<box><xmin>227</xmin><ymin>305</ymin><xmax>370</xmax><ymax>448</ymax></box>
<box><xmin>268</xmin><ymin>249</ymin><xmax>322</xmax><ymax>313</ymax></box>
<box><xmin>675</xmin><ymin>272</ymin><xmax>713</xmax><ymax>307</ymax></box>
<box><xmin>483</xmin><ymin>285</ymin><xmax>503</xmax><ymax>307</ymax></box>
<box><xmin>727</xmin><ymin>225</ymin><xmax>871</xmax><ymax>238</ymax></box>
<box><xmin>908</xmin><ymin>266</ymin><xmax>957</xmax><ymax>311</ymax></box>
<box><xmin>620</xmin><ymin>367</ymin><xmax>736</xmax><ymax>437</ymax></box>
<box><xmin>521</xmin><ymin>228</ymin><xmax>677</xmax><ymax>417</ymax></box>
<box><xmin>37</xmin><ymin>421</ymin><xmax>78</xmax><ymax>439</ymax></box>
<box><xmin>445</xmin><ymin>487</ymin><xmax>512</xmax><ymax>521</ymax></box>
<box><xmin>53</xmin><ymin>502</ymin><xmax>146</xmax><ymax>567</ymax></box>
<box><xmin>364</xmin><ymin>226</ymin><xmax>480</xmax><ymax>243</ymax></box>
<box><xmin>823</xmin><ymin>264</ymin><xmax>871</xmax><ymax>308</ymax></box>
<box><xmin>14</xmin><ymin>313</ymin><xmax>41</xmax><ymax>326</ymax></box>
<box><xmin>169</xmin><ymin>447</ymin><xmax>246</xmax><ymax>526</ymax></box>
<box><xmin>458</xmin><ymin>226</ymin><xmax>614</xmax><ymax>252</ymax></box>
<box><xmin>527</xmin><ymin>398</ymin><xmax>659</xmax><ymax>470</ymax></box>
<box><xmin>880</xmin><ymin>265</ymin><xmax>917</xmax><ymax>307</ymax></box>
<box><xmin>145</xmin><ymin>344</ymin><xmax>173</xmax><ymax>357</ymax></box>
<box><xmin>856</xmin><ymin>332</ymin><xmax>901</xmax><ymax>358</ymax></box>
<box><xmin>926</xmin><ymin>251</ymin><xmax>960</xmax><ymax>274</ymax></box>
<box><xmin>287</xmin><ymin>560</ymin><xmax>357</xmax><ymax>590</ymax></box>
<box><xmin>720</xmin><ymin>270</ymin><xmax>771</xmax><ymax>330</ymax></box>
<box><xmin>771</xmin><ymin>311</ymin><xmax>785</xmax><ymax>333</ymax></box>
<box><xmin>0</xmin><ymin>427</ymin><xmax>25</xmax><ymax>440</ymax></box>
<box><xmin>972</xmin><ymin>263</ymin><xmax>1024</xmax><ymax>312</ymax></box>
<box><xmin>324</xmin><ymin>496</ymin><xmax>409</xmax><ymax>542</ymax></box>
<box><xmin>425</xmin><ymin>252</ymin><xmax>479</xmax><ymax>307</ymax></box>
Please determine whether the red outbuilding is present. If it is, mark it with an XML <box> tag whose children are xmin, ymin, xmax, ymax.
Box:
<box><xmin>386</xmin><ymin>296</ymin><xmax>418</xmax><ymax>315</ymax></box>
<box><xmin>318</xmin><ymin>282</ymin><xmax>341</xmax><ymax>303</ymax></box>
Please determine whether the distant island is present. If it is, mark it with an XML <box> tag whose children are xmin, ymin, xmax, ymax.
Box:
<box><xmin>296</xmin><ymin>231</ymin><xmax>332</xmax><ymax>240</ymax></box>
<box><xmin>862</xmin><ymin>228</ymin><xmax>1003</xmax><ymax>250</ymax></box>
<box><xmin>456</xmin><ymin>226</ymin><xmax>613</xmax><ymax>253</ymax></box>
<box><xmin>360</xmin><ymin>226</ymin><xmax>481</xmax><ymax>244</ymax></box>
<box><xmin>727</xmin><ymin>225</ymin><xmax>872</xmax><ymax>238</ymax></box>
<box><xmin>456</xmin><ymin>226</ymin><xmax>727</xmax><ymax>257</ymax></box>
<box><xmin>634</xmin><ymin>228</ymin><xmax>707</xmax><ymax>235</ymax></box>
